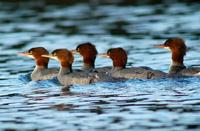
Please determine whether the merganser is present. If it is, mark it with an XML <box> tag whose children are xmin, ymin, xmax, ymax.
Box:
<box><xmin>71</xmin><ymin>42</ymin><xmax>98</xmax><ymax>71</ymax></box>
<box><xmin>71</xmin><ymin>43</ymin><xmax>124</xmax><ymax>82</ymax></box>
<box><xmin>99</xmin><ymin>48</ymin><xmax>167</xmax><ymax>79</ymax></box>
<box><xmin>71</xmin><ymin>42</ymin><xmax>111</xmax><ymax>73</ymax></box>
<box><xmin>42</xmin><ymin>49</ymin><xmax>97</xmax><ymax>86</ymax></box>
<box><xmin>155</xmin><ymin>37</ymin><xmax>200</xmax><ymax>76</ymax></box>
<box><xmin>18</xmin><ymin>47</ymin><xmax>58</xmax><ymax>81</ymax></box>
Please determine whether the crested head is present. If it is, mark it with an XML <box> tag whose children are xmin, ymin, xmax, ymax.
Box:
<box><xmin>75</xmin><ymin>42</ymin><xmax>98</xmax><ymax>69</ymax></box>
<box><xmin>25</xmin><ymin>47</ymin><xmax>49</xmax><ymax>67</ymax></box>
<box><xmin>163</xmin><ymin>37</ymin><xmax>187</xmax><ymax>56</ymax></box>
<box><xmin>107</xmin><ymin>47</ymin><xmax>127</xmax><ymax>68</ymax></box>
<box><xmin>28</xmin><ymin>47</ymin><xmax>49</xmax><ymax>58</ymax></box>
<box><xmin>155</xmin><ymin>37</ymin><xmax>187</xmax><ymax>68</ymax></box>
<box><xmin>51</xmin><ymin>49</ymin><xmax>74</xmax><ymax>64</ymax></box>
<box><xmin>50</xmin><ymin>49</ymin><xmax>74</xmax><ymax>73</ymax></box>
<box><xmin>76</xmin><ymin>42</ymin><xmax>98</xmax><ymax>58</ymax></box>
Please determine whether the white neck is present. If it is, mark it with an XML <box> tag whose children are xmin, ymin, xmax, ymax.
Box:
<box><xmin>31</xmin><ymin>66</ymin><xmax>47</xmax><ymax>80</ymax></box>
<box><xmin>33</xmin><ymin>65</ymin><xmax>47</xmax><ymax>71</ymax></box>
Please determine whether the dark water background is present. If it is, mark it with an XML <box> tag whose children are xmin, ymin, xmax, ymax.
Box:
<box><xmin>0</xmin><ymin>1</ymin><xmax>200</xmax><ymax>130</ymax></box>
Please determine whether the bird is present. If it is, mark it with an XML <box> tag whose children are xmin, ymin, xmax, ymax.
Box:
<box><xmin>42</xmin><ymin>48</ymin><xmax>101</xmax><ymax>86</ymax></box>
<box><xmin>71</xmin><ymin>42</ymin><xmax>98</xmax><ymax>71</ymax></box>
<box><xmin>71</xmin><ymin>42</ymin><xmax>124</xmax><ymax>82</ymax></box>
<box><xmin>18</xmin><ymin>47</ymin><xmax>58</xmax><ymax>81</ymax></box>
<box><xmin>154</xmin><ymin>37</ymin><xmax>200</xmax><ymax>76</ymax></box>
<box><xmin>99</xmin><ymin>47</ymin><xmax>167</xmax><ymax>79</ymax></box>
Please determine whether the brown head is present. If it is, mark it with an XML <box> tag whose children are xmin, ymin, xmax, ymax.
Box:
<box><xmin>18</xmin><ymin>47</ymin><xmax>49</xmax><ymax>68</ymax></box>
<box><xmin>42</xmin><ymin>49</ymin><xmax>74</xmax><ymax>72</ymax></box>
<box><xmin>99</xmin><ymin>48</ymin><xmax>127</xmax><ymax>69</ymax></box>
<box><xmin>72</xmin><ymin>42</ymin><xmax>98</xmax><ymax>69</ymax></box>
<box><xmin>155</xmin><ymin>38</ymin><xmax>187</xmax><ymax>65</ymax></box>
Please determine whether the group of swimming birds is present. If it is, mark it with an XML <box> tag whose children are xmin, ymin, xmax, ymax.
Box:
<box><xmin>18</xmin><ymin>37</ymin><xmax>200</xmax><ymax>86</ymax></box>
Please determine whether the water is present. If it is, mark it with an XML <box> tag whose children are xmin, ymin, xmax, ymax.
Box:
<box><xmin>0</xmin><ymin>1</ymin><xmax>200</xmax><ymax>130</ymax></box>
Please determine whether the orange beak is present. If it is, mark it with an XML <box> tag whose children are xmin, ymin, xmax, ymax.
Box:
<box><xmin>154</xmin><ymin>44</ymin><xmax>166</xmax><ymax>48</ymax></box>
<box><xmin>42</xmin><ymin>54</ymin><xmax>58</xmax><ymax>61</ymax></box>
<box><xmin>42</xmin><ymin>54</ymin><xmax>53</xmax><ymax>58</ymax></box>
<box><xmin>18</xmin><ymin>52</ymin><xmax>30</xmax><ymax>56</ymax></box>
<box><xmin>98</xmin><ymin>53</ymin><xmax>110</xmax><ymax>58</ymax></box>
<box><xmin>18</xmin><ymin>52</ymin><xmax>34</xmax><ymax>59</ymax></box>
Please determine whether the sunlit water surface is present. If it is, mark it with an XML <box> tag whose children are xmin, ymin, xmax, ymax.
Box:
<box><xmin>0</xmin><ymin>2</ymin><xmax>200</xmax><ymax>130</ymax></box>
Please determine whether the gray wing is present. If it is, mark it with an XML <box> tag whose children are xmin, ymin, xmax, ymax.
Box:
<box><xmin>31</xmin><ymin>68</ymin><xmax>58</xmax><ymax>81</ymax></box>
<box><xmin>95</xmin><ymin>66</ymin><xmax>112</xmax><ymax>73</ymax></box>
<box><xmin>180</xmin><ymin>68</ymin><xmax>200</xmax><ymax>76</ymax></box>
<box><xmin>58</xmin><ymin>71</ymin><xmax>93</xmax><ymax>86</ymax></box>
<box><xmin>112</xmin><ymin>67</ymin><xmax>167</xmax><ymax>79</ymax></box>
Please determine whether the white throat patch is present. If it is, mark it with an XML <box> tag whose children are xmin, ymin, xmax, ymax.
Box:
<box><xmin>164</xmin><ymin>47</ymin><xmax>171</xmax><ymax>51</ymax></box>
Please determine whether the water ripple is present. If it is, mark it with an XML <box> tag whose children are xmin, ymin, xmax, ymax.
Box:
<box><xmin>0</xmin><ymin>2</ymin><xmax>200</xmax><ymax>130</ymax></box>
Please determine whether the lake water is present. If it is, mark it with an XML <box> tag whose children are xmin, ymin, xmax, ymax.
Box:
<box><xmin>0</xmin><ymin>2</ymin><xmax>200</xmax><ymax>130</ymax></box>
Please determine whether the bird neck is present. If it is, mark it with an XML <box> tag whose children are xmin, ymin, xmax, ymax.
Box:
<box><xmin>59</xmin><ymin>62</ymin><xmax>72</xmax><ymax>75</ymax></box>
<box><xmin>169</xmin><ymin>52</ymin><xmax>186</xmax><ymax>74</ymax></box>
<box><xmin>32</xmin><ymin>66</ymin><xmax>47</xmax><ymax>77</ymax></box>
<box><xmin>171</xmin><ymin>52</ymin><xmax>185</xmax><ymax>67</ymax></box>
<box><xmin>112</xmin><ymin>59</ymin><xmax>126</xmax><ymax>70</ymax></box>
<box><xmin>169</xmin><ymin>64</ymin><xmax>186</xmax><ymax>74</ymax></box>
<box><xmin>83</xmin><ymin>57</ymin><xmax>95</xmax><ymax>70</ymax></box>
<box><xmin>35</xmin><ymin>58</ymin><xmax>48</xmax><ymax>68</ymax></box>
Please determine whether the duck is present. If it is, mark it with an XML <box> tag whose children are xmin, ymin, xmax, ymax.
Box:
<box><xmin>99</xmin><ymin>47</ymin><xmax>167</xmax><ymax>79</ymax></box>
<box><xmin>42</xmin><ymin>48</ymin><xmax>101</xmax><ymax>86</ymax></box>
<box><xmin>71</xmin><ymin>42</ymin><xmax>123</xmax><ymax>82</ymax></box>
<box><xmin>18</xmin><ymin>47</ymin><xmax>58</xmax><ymax>81</ymax></box>
<box><xmin>155</xmin><ymin>37</ymin><xmax>200</xmax><ymax>76</ymax></box>
<box><xmin>70</xmin><ymin>42</ymin><xmax>98</xmax><ymax>71</ymax></box>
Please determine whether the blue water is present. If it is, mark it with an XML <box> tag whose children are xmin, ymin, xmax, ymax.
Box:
<box><xmin>0</xmin><ymin>2</ymin><xmax>200</xmax><ymax>130</ymax></box>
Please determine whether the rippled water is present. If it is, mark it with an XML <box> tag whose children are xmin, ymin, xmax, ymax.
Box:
<box><xmin>0</xmin><ymin>2</ymin><xmax>200</xmax><ymax>130</ymax></box>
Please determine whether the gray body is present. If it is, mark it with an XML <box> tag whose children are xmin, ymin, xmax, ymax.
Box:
<box><xmin>170</xmin><ymin>66</ymin><xmax>200</xmax><ymax>76</ymax></box>
<box><xmin>57</xmin><ymin>66</ymin><xmax>126</xmax><ymax>86</ymax></box>
<box><xmin>88</xmin><ymin>67</ymin><xmax>127</xmax><ymax>82</ymax></box>
<box><xmin>169</xmin><ymin>62</ymin><xmax>200</xmax><ymax>76</ymax></box>
<box><xmin>31</xmin><ymin>66</ymin><xmax>58</xmax><ymax>81</ymax></box>
<box><xmin>110</xmin><ymin>67</ymin><xmax>167</xmax><ymax>79</ymax></box>
<box><xmin>57</xmin><ymin>67</ymin><xmax>94</xmax><ymax>86</ymax></box>
<box><xmin>94</xmin><ymin>66</ymin><xmax>166</xmax><ymax>79</ymax></box>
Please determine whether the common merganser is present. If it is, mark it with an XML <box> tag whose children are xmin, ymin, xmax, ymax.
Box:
<box><xmin>18</xmin><ymin>47</ymin><xmax>58</xmax><ymax>81</ymax></box>
<box><xmin>71</xmin><ymin>43</ymin><xmax>123</xmax><ymax>82</ymax></box>
<box><xmin>42</xmin><ymin>49</ymin><xmax>98</xmax><ymax>86</ymax></box>
<box><xmin>155</xmin><ymin>37</ymin><xmax>200</xmax><ymax>76</ymax></box>
<box><xmin>71</xmin><ymin>42</ymin><xmax>98</xmax><ymax>71</ymax></box>
<box><xmin>71</xmin><ymin>42</ymin><xmax>111</xmax><ymax>73</ymax></box>
<box><xmin>99</xmin><ymin>48</ymin><xmax>167</xmax><ymax>79</ymax></box>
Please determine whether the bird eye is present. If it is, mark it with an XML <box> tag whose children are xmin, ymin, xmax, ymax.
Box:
<box><xmin>76</xmin><ymin>48</ymin><xmax>80</xmax><ymax>52</ymax></box>
<box><xmin>53</xmin><ymin>53</ymin><xmax>56</xmax><ymax>56</ymax></box>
